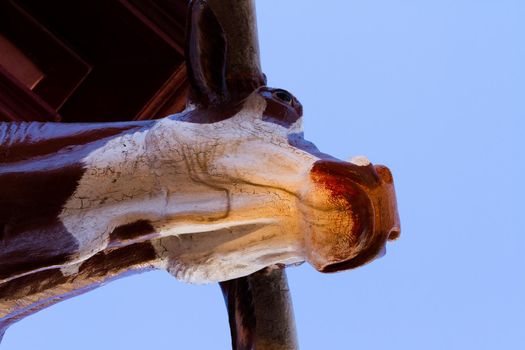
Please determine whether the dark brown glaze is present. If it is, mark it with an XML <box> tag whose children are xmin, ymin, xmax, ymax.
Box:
<box><xmin>0</xmin><ymin>121</ymin><xmax>154</xmax><ymax>280</ymax></box>
<box><xmin>0</xmin><ymin>161</ymin><xmax>83</xmax><ymax>280</ymax></box>
<box><xmin>77</xmin><ymin>242</ymin><xmax>157</xmax><ymax>277</ymax></box>
<box><xmin>307</xmin><ymin>160</ymin><xmax>400</xmax><ymax>272</ymax></box>
<box><xmin>108</xmin><ymin>220</ymin><xmax>156</xmax><ymax>248</ymax></box>
<box><xmin>220</xmin><ymin>277</ymin><xmax>256</xmax><ymax>350</ymax></box>
<box><xmin>0</xmin><ymin>242</ymin><xmax>157</xmax><ymax>332</ymax></box>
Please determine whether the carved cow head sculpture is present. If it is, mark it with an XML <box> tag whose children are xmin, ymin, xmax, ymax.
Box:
<box><xmin>0</xmin><ymin>0</ymin><xmax>400</xmax><ymax>339</ymax></box>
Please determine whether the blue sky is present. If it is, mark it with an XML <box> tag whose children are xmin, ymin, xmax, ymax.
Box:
<box><xmin>3</xmin><ymin>1</ymin><xmax>524</xmax><ymax>349</ymax></box>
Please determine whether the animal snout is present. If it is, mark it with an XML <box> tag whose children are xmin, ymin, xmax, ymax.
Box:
<box><xmin>303</xmin><ymin>159</ymin><xmax>400</xmax><ymax>273</ymax></box>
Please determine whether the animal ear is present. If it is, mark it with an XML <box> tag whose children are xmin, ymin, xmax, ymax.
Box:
<box><xmin>185</xmin><ymin>0</ymin><xmax>229</xmax><ymax>107</ymax></box>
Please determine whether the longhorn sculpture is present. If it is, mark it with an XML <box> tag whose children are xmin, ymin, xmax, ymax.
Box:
<box><xmin>0</xmin><ymin>0</ymin><xmax>400</xmax><ymax>342</ymax></box>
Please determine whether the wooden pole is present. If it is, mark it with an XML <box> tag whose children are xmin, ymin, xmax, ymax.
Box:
<box><xmin>207</xmin><ymin>0</ymin><xmax>298</xmax><ymax>348</ymax></box>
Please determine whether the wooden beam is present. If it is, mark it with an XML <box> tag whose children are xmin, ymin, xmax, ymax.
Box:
<box><xmin>248</xmin><ymin>268</ymin><xmax>299</xmax><ymax>349</ymax></box>
<box><xmin>207</xmin><ymin>0</ymin><xmax>298</xmax><ymax>348</ymax></box>
<box><xmin>220</xmin><ymin>267</ymin><xmax>299</xmax><ymax>350</ymax></box>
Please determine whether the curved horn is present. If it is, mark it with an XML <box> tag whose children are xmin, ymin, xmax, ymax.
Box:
<box><xmin>185</xmin><ymin>0</ymin><xmax>229</xmax><ymax>107</ymax></box>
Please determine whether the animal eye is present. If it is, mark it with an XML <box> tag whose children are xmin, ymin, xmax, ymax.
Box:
<box><xmin>274</xmin><ymin>90</ymin><xmax>293</xmax><ymax>104</ymax></box>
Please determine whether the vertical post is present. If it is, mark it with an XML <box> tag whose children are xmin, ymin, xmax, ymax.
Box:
<box><xmin>206</xmin><ymin>0</ymin><xmax>266</xmax><ymax>98</ymax></box>
<box><xmin>207</xmin><ymin>0</ymin><xmax>298</xmax><ymax>348</ymax></box>
<box><xmin>248</xmin><ymin>268</ymin><xmax>299</xmax><ymax>349</ymax></box>
<box><xmin>220</xmin><ymin>267</ymin><xmax>299</xmax><ymax>350</ymax></box>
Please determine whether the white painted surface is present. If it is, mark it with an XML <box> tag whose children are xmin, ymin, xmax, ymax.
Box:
<box><xmin>59</xmin><ymin>92</ymin><xmax>322</xmax><ymax>283</ymax></box>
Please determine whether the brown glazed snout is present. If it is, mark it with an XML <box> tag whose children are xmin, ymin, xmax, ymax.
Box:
<box><xmin>304</xmin><ymin>160</ymin><xmax>400</xmax><ymax>273</ymax></box>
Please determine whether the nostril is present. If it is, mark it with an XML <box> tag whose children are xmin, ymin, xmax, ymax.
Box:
<box><xmin>388</xmin><ymin>227</ymin><xmax>401</xmax><ymax>241</ymax></box>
